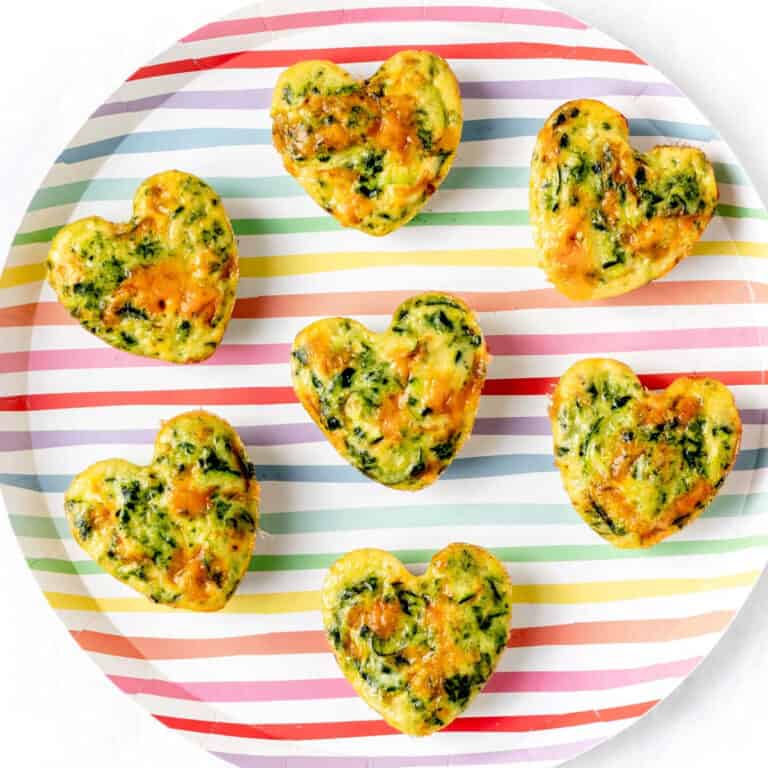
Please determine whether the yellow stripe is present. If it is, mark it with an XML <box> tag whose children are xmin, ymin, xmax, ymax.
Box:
<box><xmin>44</xmin><ymin>589</ymin><xmax>321</xmax><ymax>613</ymax></box>
<box><xmin>510</xmin><ymin>570</ymin><xmax>759</xmax><ymax>604</ymax></box>
<box><xmin>4</xmin><ymin>242</ymin><xmax>768</xmax><ymax>288</ymax></box>
<box><xmin>4</xmin><ymin>242</ymin><xmax>768</xmax><ymax>289</ymax></box>
<box><xmin>238</xmin><ymin>241</ymin><xmax>768</xmax><ymax>277</ymax></box>
<box><xmin>0</xmin><ymin>262</ymin><xmax>46</xmax><ymax>289</ymax></box>
<box><xmin>43</xmin><ymin>570</ymin><xmax>759</xmax><ymax>613</ymax></box>
<box><xmin>239</xmin><ymin>248</ymin><xmax>539</xmax><ymax>278</ymax></box>
<box><xmin>694</xmin><ymin>241</ymin><xmax>768</xmax><ymax>258</ymax></box>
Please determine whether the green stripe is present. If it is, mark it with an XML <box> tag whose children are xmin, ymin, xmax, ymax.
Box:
<box><xmin>24</xmin><ymin>168</ymin><xmax>530</xmax><ymax>214</ymax></box>
<box><xmin>27</xmin><ymin>557</ymin><xmax>103</xmax><ymax>575</ymax></box>
<box><xmin>10</xmin><ymin>515</ymin><xmax>68</xmax><ymax>538</ymax></box>
<box><xmin>10</xmin><ymin>493</ymin><xmax>767</xmax><ymax>541</ymax></box>
<box><xmin>249</xmin><ymin>536</ymin><xmax>768</xmax><ymax>571</ymax></box>
<box><xmin>713</xmin><ymin>162</ymin><xmax>749</xmax><ymax>186</ymax></box>
<box><xmin>717</xmin><ymin>203</ymin><xmax>768</xmax><ymax>220</ymax></box>
<box><xmin>441</xmin><ymin>166</ymin><xmax>529</xmax><ymax>190</ymax></box>
<box><xmin>22</xmin><ymin>161</ymin><xmax>751</xmax><ymax>214</ymax></box>
<box><xmin>13</xmin><ymin>201</ymin><xmax>767</xmax><ymax>247</ymax></box>
<box><xmin>14</xmin><ymin>226</ymin><xmax>63</xmax><ymax>246</ymax></box>
<box><xmin>24</xmin><ymin>535</ymin><xmax>768</xmax><ymax>577</ymax></box>
<box><xmin>232</xmin><ymin>209</ymin><xmax>530</xmax><ymax>235</ymax></box>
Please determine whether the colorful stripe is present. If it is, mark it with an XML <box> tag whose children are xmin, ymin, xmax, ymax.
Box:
<box><xmin>68</xmin><ymin>611</ymin><xmax>734</xmax><ymax>661</ymax></box>
<box><xmin>155</xmin><ymin>701</ymin><xmax>657</xmax><ymax>739</ymax></box>
<box><xmin>2</xmin><ymin>326</ymin><xmax>765</xmax><ymax>374</ymax></box>
<box><xmin>91</xmin><ymin>77</ymin><xmax>682</xmax><ymax>118</ymax></box>
<box><xmin>108</xmin><ymin>657</ymin><xmax>700</xmax><ymax>703</ymax></box>
<box><xmin>22</xmin><ymin>161</ymin><xmax>749</xmax><ymax>212</ymax></box>
<box><xmin>40</xmin><ymin>571</ymin><xmax>761</xmax><ymax>614</ymax></box>
<box><xmin>11</xmin><ymin>492</ymin><xmax>768</xmax><ymax>543</ymax></box>
<box><xmin>1</xmin><ymin>409</ymin><xmax>764</xmax><ymax>452</ymax></box>
<box><xmin>211</xmin><ymin>739</ymin><xmax>605</xmax><ymax>767</ymax></box>
<box><xmin>2</xmin><ymin>280</ymin><xmax>766</xmax><ymax>331</ymax></box>
<box><xmin>13</xmin><ymin>206</ymin><xmax>768</xmax><ymax>249</ymax></box>
<box><xmin>24</xmin><ymin>535</ymin><xmax>768</xmax><ymax>579</ymax></box>
<box><xmin>182</xmin><ymin>6</ymin><xmax>588</xmax><ymax>43</ymax></box>
<box><xmin>128</xmin><ymin>42</ymin><xmax>645</xmax><ymax>82</ymax></box>
<box><xmin>53</xmin><ymin>116</ymin><xmax>712</xmax><ymax>165</ymax></box>
<box><xmin>6</xmin><ymin>244</ymin><xmax>768</xmax><ymax>290</ymax></box>
<box><xmin>2</xmin><ymin>447</ymin><xmax>766</xmax><ymax>491</ymax></box>
<box><xmin>1</xmin><ymin>369</ymin><xmax>764</xmax><ymax>412</ymax></box>
<box><xmin>12</xmin><ymin>201</ymin><xmax>767</xmax><ymax>248</ymax></box>
<box><xmin>54</xmin><ymin>116</ymin><xmax>714</xmax><ymax>165</ymax></box>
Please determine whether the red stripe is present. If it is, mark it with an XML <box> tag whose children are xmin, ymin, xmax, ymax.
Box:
<box><xmin>155</xmin><ymin>700</ymin><xmax>657</xmax><ymax>739</ymax></box>
<box><xmin>485</xmin><ymin>369</ymin><xmax>765</xmax><ymax>397</ymax></box>
<box><xmin>128</xmin><ymin>42</ymin><xmax>643</xmax><ymax>81</ymax></box>
<box><xmin>0</xmin><ymin>387</ymin><xmax>296</xmax><ymax>411</ymax></box>
<box><xmin>2</xmin><ymin>372</ymin><xmax>761</xmax><ymax>411</ymax></box>
<box><xmin>71</xmin><ymin>611</ymin><xmax>733</xmax><ymax>660</ymax></box>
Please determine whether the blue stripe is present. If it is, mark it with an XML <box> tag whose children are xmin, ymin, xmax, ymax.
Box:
<box><xmin>1</xmin><ymin>448</ymin><xmax>764</xmax><ymax>492</ymax></box>
<box><xmin>57</xmin><ymin>128</ymin><xmax>272</xmax><ymax>164</ymax></box>
<box><xmin>56</xmin><ymin>117</ymin><xmax>717</xmax><ymax>164</ymax></box>
<box><xmin>461</xmin><ymin>117</ymin><xmax>717</xmax><ymax>142</ymax></box>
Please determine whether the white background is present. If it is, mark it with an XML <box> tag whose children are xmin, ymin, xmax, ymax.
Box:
<box><xmin>0</xmin><ymin>1</ymin><xmax>766</xmax><ymax>766</ymax></box>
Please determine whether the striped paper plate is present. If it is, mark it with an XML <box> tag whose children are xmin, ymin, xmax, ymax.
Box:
<box><xmin>2</xmin><ymin>1</ymin><xmax>767</xmax><ymax>766</ymax></box>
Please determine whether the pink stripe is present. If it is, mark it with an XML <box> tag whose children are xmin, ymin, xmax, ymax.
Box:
<box><xmin>486</xmin><ymin>657</ymin><xmax>701</xmax><ymax>693</ymax></box>
<box><xmin>183</xmin><ymin>6</ymin><xmax>586</xmax><ymax>42</ymax></box>
<box><xmin>487</xmin><ymin>325</ymin><xmax>767</xmax><ymax>356</ymax></box>
<box><xmin>112</xmin><ymin>675</ymin><xmax>355</xmax><ymax>702</ymax></box>
<box><xmin>3</xmin><ymin>327</ymin><xmax>765</xmax><ymax>373</ymax></box>
<box><xmin>0</xmin><ymin>343</ymin><xmax>289</xmax><ymax>373</ymax></box>
<box><xmin>109</xmin><ymin>657</ymin><xmax>700</xmax><ymax>703</ymax></box>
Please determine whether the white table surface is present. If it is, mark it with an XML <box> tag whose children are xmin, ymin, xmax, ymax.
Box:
<box><xmin>1</xmin><ymin>1</ymin><xmax>766</xmax><ymax>765</ymax></box>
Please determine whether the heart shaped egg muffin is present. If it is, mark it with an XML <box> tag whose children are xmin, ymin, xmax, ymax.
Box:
<box><xmin>65</xmin><ymin>410</ymin><xmax>259</xmax><ymax>611</ymax></box>
<box><xmin>551</xmin><ymin>359</ymin><xmax>741</xmax><ymax>548</ymax></box>
<box><xmin>291</xmin><ymin>293</ymin><xmax>489</xmax><ymax>490</ymax></box>
<box><xmin>271</xmin><ymin>50</ymin><xmax>462</xmax><ymax>235</ymax></box>
<box><xmin>47</xmin><ymin>170</ymin><xmax>238</xmax><ymax>363</ymax></box>
<box><xmin>530</xmin><ymin>100</ymin><xmax>718</xmax><ymax>300</ymax></box>
<box><xmin>322</xmin><ymin>543</ymin><xmax>512</xmax><ymax>736</ymax></box>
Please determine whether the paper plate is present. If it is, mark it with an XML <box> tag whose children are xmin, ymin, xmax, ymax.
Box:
<box><xmin>2</xmin><ymin>1</ymin><xmax>767</xmax><ymax>766</ymax></box>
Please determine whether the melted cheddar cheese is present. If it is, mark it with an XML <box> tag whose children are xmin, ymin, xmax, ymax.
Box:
<box><xmin>271</xmin><ymin>51</ymin><xmax>462</xmax><ymax>235</ymax></box>
<box><xmin>65</xmin><ymin>410</ymin><xmax>259</xmax><ymax>610</ymax></box>
<box><xmin>550</xmin><ymin>359</ymin><xmax>741</xmax><ymax>548</ymax></box>
<box><xmin>322</xmin><ymin>544</ymin><xmax>512</xmax><ymax>736</ymax></box>
<box><xmin>291</xmin><ymin>293</ymin><xmax>489</xmax><ymax>490</ymax></box>
<box><xmin>47</xmin><ymin>170</ymin><xmax>238</xmax><ymax>363</ymax></box>
<box><xmin>530</xmin><ymin>100</ymin><xmax>718</xmax><ymax>300</ymax></box>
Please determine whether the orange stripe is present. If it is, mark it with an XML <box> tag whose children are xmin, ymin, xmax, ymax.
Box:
<box><xmin>71</xmin><ymin>612</ymin><xmax>733</xmax><ymax>660</ymax></box>
<box><xmin>72</xmin><ymin>629</ymin><xmax>328</xmax><ymax>659</ymax></box>
<box><xmin>234</xmin><ymin>281</ymin><xmax>768</xmax><ymax>318</ymax></box>
<box><xmin>508</xmin><ymin>610</ymin><xmax>734</xmax><ymax>647</ymax></box>
<box><xmin>1</xmin><ymin>281</ymin><xmax>765</xmax><ymax>328</ymax></box>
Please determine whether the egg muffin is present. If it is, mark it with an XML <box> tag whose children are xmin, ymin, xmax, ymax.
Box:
<box><xmin>291</xmin><ymin>293</ymin><xmax>489</xmax><ymax>490</ymax></box>
<box><xmin>65</xmin><ymin>410</ymin><xmax>259</xmax><ymax>611</ymax></box>
<box><xmin>530</xmin><ymin>100</ymin><xmax>718</xmax><ymax>300</ymax></box>
<box><xmin>550</xmin><ymin>358</ymin><xmax>741</xmax><ymax>548</ymax></box>
<box><xmin>322</xmin><ymin>543</ymin><xmax>512</xmax><ymax>735</ymax></box>
<box><xmin>47</xmin><ymin>170</ymin><xmax>238</xmax><ymax>363</ymax></box>
<box><xmin>271</xmin><ymin>50</ymin><xmax>463</xmax><ymax>235</ymax></box>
